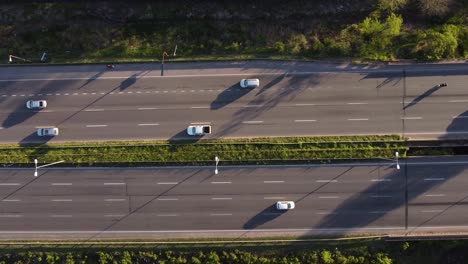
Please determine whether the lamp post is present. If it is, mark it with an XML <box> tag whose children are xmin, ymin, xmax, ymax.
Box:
<box><xmin>215</xmin><ymin>156</ymin><xmax>219</xmax><ymax>175</ymax></box>
<box><xmin>395</xmin><ymin>152</ymin><xmax>400</xmax><ymax>170</ymax></box>
<box><xmin>161</xmin><ymin>51</ymin><xmax>169</xmax><ymax>76</ymax></box>
<box><xmin>34</xmin><ymin>159</ymin><xmax>65</xmax><ymax>177</ymax></box>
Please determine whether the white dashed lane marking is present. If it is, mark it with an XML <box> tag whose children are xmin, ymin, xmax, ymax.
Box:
<box><xmin>86</xmin><ymin>125</ymin><xmax>107</xmax><ymax>128</ymax></box>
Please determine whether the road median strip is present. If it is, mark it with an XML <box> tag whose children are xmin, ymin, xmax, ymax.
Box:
<box><xmin>0</xmin><ymin>135</ymin><xmax>407</xmax><ymax>166</ymax></box>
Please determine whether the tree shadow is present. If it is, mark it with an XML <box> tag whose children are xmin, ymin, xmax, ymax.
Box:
<box><xmin>210</xmin><ymin>83</ymin><xmax>251</xmax><ymax>110</ymax></box>
<box><xmin>255</xmin><ymin>75</ymin><xmax>285</xmax><ymax>96</ymax></box>
<box><xmin>403</xmin><ymin>85</ymin><xmax>442</xmax><ymax>110</ymax></box>
<box><xmin>215</xmin><ymin>74</ymin><xmax>318</xmax><ymax>137</ymax></box>
<box><xmin>243</xmin><ymin>204</ymin><xmax>287</xmax><ymax>229</ymax></box>
<box><xmin>439</xmin><ymin>110</ymin><xmax>468</xmax><ymax>140</ymax></box>
<box><xmin>309</xmin><ymin>156</ymin><xmax>466</xmax><ymax>235</ymax></box>
<box><xmin>118</xmin><ymin>73</ymin><xmax>138</xmax><ymax>91</ymax></box>
<box><xmin>78</xmin><ymin>71</ymin><xmax>106</xmax><ymax>89</ymax></box>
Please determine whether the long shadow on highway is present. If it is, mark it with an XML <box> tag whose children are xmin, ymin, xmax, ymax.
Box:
<box><xmin>0</xmin><ymin>73</ymin><xmax>86</xmax><ymax>130</ymax></box>
<box><xmin>440</xmin><ymin>110</ymin><xmax>468</xmax><ymax>140</ymax></box>
<box><xmin>403</xmin><ymin>85</ymin><xmax>443</xmax><ymax>110</ymax></box>
<box><xmin>308</xmin><ymin>113</ymin><xmax>468</xmax><ymax>235</ymax></box>
<box><xmin>243</xmin><ymin>204</ymin><xmax>287</xmax><ymax>229</ymax></box>
<box><xmin>84</xmin><ymin>168</ymin><xmax>208</xmax><ymax>240</ymax></box>
<box><xmin>210</xmin><ymin>83</ymin><xmax>251</xmax><ymax>110</ymax></box>
<box><xmin>215</xmin><ymin>74</ymin><xmax>318</xmax><ymax>137</ymax></box>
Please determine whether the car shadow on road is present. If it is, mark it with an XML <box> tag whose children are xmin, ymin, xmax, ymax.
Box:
<box><xmin>243</xmin><ymin>204</ymin><xmax>287</xmax><ymax>229</ymax></box>
<box><xmin>210</xmin><ymin>83</ymin><xmax>251</xmax><ymax>110</ymax></box>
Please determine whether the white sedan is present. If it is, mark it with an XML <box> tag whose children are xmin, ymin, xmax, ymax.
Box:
<box><xmin>240</xmin><ymin>79</ymin><xmax>260</xmax><ymax>88</ymax></box>
<box><xmin>26</xmin><ymin>100</ymin><xmax>47</xmax><ymax>109</ymax></box>
<box><xmin>276</xmin><ymin>201</ymin><xmax>295</xmax><ymax>210</ymax></box>
<box><xmin>37</xmin><ymin>127</ymin><xmax>59</xmax><ymax>137</ymax></box>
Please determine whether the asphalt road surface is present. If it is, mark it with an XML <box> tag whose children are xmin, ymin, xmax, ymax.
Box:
<box><xmin>0</xmin><ymin>61</ymin><xmax>467</xmax><ymax>143</ymax></box>
<box><xmin>0</xmin><ymin>156</ymin><xmax>466</xmax><ymax>239</ymax></box>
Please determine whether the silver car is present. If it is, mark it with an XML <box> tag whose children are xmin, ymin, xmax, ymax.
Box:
<box><xmin>26</xmin><ymin>100</ymin><xmax>47</xmax><ymax>109</ymax></box>
<box><xmin>240</xmin><ymin>79</ymin><xmax>260</xmax><ymax>88</ymax></box>
<box><xmin>276</xmin><ymin>201</ymin><xmax>295</xmax><ymax>210</ymax></box>
<box><xmin>37</xmin><ymin>127</ymin><xmax>59</xmax><ymax>137</ymax></box>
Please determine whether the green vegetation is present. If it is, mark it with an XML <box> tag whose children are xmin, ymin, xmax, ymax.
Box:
<box><xmin>0</xmin><ymin>136</ymin><xmax>405</xmax><ymax>165</ymax></box>
<box><xmin>0</xmin><ymin>238</ymin><xmax>466</xmax><ymax>263</ymax></box>
<box><xmin>0</xmin><ymin>0</ymin><xmax>466</xmax><ymax>63</ymax></box>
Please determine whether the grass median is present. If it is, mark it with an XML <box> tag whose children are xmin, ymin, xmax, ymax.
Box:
<box><xmin>0</xmin><ymin>135</ymin><xmax>406</xmax><ymax>166</ymax></box>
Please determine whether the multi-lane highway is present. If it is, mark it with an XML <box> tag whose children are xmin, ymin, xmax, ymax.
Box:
<box><xmin>0</xmin><ymin>156</ymin><xmax>466</xmax><ymax>239</ymax></box>
<box><xmin>0</xmin><ymin>61</ymin><xmax>467</xmax><ymax>143</ymax></box>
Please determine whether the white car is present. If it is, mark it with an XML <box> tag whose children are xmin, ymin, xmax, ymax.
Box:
<box><xmin>37</xmin><ymin>127</ymin><xmax>59</xmax><ymax>137</ymax></box>
<box><xmin>240</xmin><ymin>79</ymin><xmax>260</xmax><ymax>88</ymax></box>
<box><xmin>26</xmin><ymin>100</ymin><xmax>47</xmax><ymax>109</ymax></box>
<box><xmin>187</xmin><ymin>125</ymin><xmax>212</xmax><ymax>136</ymax></box>
<box><xmin>276</xmin><ymin>201</ymin><xmax>295</xmax><ymax>210</ymax></box>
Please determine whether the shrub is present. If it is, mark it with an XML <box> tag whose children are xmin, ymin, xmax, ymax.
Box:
<box><xmin>286</xmin><ymin>33</ymin><xmax>308</xmax><ymax>54</ymax></box>
<box><xmin>412</xmin><ymin>28</ymin><xmax>458</xmax><ymax>60</ymax></box>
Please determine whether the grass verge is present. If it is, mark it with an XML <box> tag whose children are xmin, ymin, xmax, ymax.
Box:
<box><xmin>0</xmin><ymin>135</ymin><xmax>406</xmax><ymax>165</ymax></box>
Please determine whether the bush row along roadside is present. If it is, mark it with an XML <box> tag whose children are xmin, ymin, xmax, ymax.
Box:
<box><xmin>1</xmin><ymin>2</ymin><xmax>466</xmax><ymax>63</ymax></box>
<box><xmin>0</xmin><ymin>136</ymin><xmax>406</xmax><ymax>164</ymax></box>
<box><xmin>0</xmin><ymin>238</ymin><xmax>463</xmax><ymax>264</ymax></box>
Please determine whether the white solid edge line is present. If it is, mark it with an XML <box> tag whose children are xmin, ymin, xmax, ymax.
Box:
<box><xmin>157</xmin><ymin>182</ymin><xmax>179</xmax><ymax>185</ymax></box>
<box><xmin>138</xmin><ymin>107</ymin><xmax>158</xmax><ymax>110</ymax></box>
<box><xmin>424</xmin><ymin>178</ymin><xmax>445</xmax><ymax>181</ymax></box>
<box><xmin>84</xmin><ymin>109</ymin><xmax>104</xmax><ymax>112</ymax></box>
<box><xmin>0</xmin><ymin>227</ymin><xmax>407</xmax><ymax>233</ymax></box>
<box><xmin>1</xmin><ymin>199</ymin><xmax>21</xmax><ymax>202</ymax></box>
<box><xmin>51</xmin><ymin>183</ymin><xmax>72</xmax><ymax>186</ymax></box>
<box><xmin>0</xmin><ymin>183</ymin><xmax>20</xmax><ymax>186</ymax></box>
<box><xmin>191</xmin><ymin>106</ymin><xmax>209</xmax><ymax>109</ymax></box>
<box><xmin>103</xmin><ymin>182</ymin><xmax>126</xmax><ymax>185</ymax></box>
<box><xmin>425</xmin><ymin>194</ymin><xmax>445</xmax><ymax>197</ymax></box>
<box><xmin>449</xmin><ymin>100</ymin><xmax>468</xmax><ymax>103</ymax></box>
<box><xmin>347</xmin><ymin>102</ymin><xmax>369</xmax><ymax>105</ymax></box>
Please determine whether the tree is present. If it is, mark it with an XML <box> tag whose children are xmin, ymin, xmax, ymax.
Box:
<box><xmin>413</xmin><ymin>28</ymin><xmax>458</xmax><ymax>59</ymax></box>
<box><xmin>418</xmin><ymin>0</ymin><xmax>453</xmax><ymax>17</ymax></box>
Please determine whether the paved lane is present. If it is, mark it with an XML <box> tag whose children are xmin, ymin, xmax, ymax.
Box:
<box><xmin>0</xmin><ymin>62</ymin><xmax>467</xmax><ymax>142</ymax></box>
<box><xmin>0</xmin><ymin>156</ymin><xmax>468</xmax><ymax>238</ymax></box>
